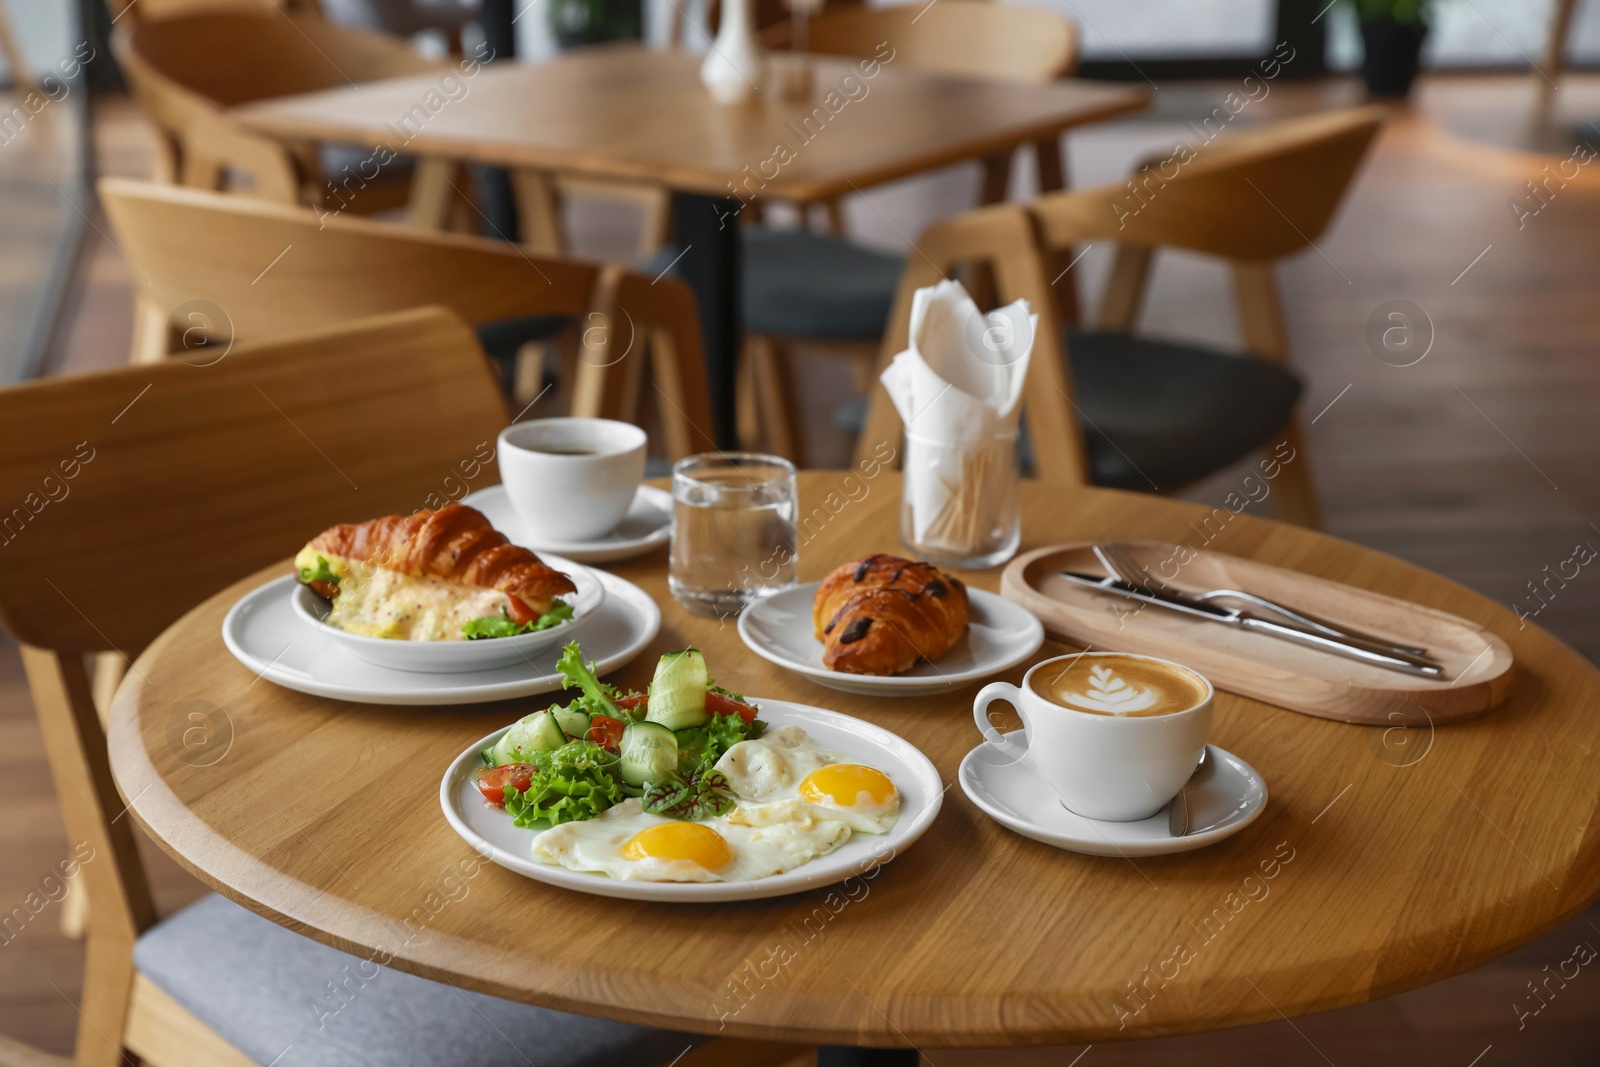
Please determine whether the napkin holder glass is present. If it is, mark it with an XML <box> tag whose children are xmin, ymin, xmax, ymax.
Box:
<box><xmin>900</xmin><ymin>427</ymin><xmax>1021</xmax><ymax>569</ymax></box>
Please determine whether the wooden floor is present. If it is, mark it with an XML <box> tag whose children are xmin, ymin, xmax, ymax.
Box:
<box><xmin>6</xmin><ymin>73</ymin><xmax>1600</xmax><ymax>1062</ymax></box>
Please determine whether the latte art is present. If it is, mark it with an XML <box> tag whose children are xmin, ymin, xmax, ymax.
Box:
<box><xmin>1029</xmin><ymin>654</ymin><xmax>1208</xmax><ymax>717</ymax></box>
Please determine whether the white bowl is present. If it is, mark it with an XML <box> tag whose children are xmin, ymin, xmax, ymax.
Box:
<box><xmin>290</xmin><ymin>553</ymin><xmax>604</xmax><ymax>674</ymax></box>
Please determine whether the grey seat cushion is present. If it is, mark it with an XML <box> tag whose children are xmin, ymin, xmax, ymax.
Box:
<box><xmin>135</xmin><ymin>894</ymin><xmax>697</xmax><ymax>1067</ymax></box>
<box><xmin>1066</xmin><ymin>330</ymin><xmax>1303</xmax><ymax>492</ymax></box>
<box><xmin>741</xmin><ymin>228</ymin><xmax>904</xmax><ymax>339</ymax></box>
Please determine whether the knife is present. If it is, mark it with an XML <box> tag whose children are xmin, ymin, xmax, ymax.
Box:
<box><xmin>1059</xmin><ymin>571</ymin><xmax>1446</xmax><ymax>678</ymax></box>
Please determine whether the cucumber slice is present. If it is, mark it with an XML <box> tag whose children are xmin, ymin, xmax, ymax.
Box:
<box><xmin>646</xmin><ymin>649</ymin><xmax>709</xmax><ymax>730</ymax></box>
<box><xmin>492</xmin><ymin>710</ymin><xmax>566</xmax><ymax>764</ymax></box>
<box><xmin>619</xmin><ymin>721</ymin><xmax>679</xmax><ymax>787</ymax></box>
<box><xmin>552</xmin><ymin>706</ymin><xmax>590</xmax><ymax>739</ymax></box>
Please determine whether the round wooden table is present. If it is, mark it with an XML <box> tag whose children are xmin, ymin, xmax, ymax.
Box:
<box><xmin>108</xmin><ymin>471</ymin><xmax>1600</xmax><ymax>1059</ymax></box>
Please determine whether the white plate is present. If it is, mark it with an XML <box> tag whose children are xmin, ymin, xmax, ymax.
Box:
<box><xmin>287</xmin><ymin>553</ymin><xmax>605</xmax><ymax>674</ymax></box>
<box><xmin>222</xmin><ymin>571</ymin><xmax>659</xmax><ymax>705</ymax></box>
<box><xmin>440</xmin><ymin>699</ymin><xmax>944</xmax><ymax>901</ymax></box>
<box><xmin>460</xmin><ymin>484</ymin><xmax>672</xmax><ymax>563</ymax></box>
<box><xmin>737</xmin><ymin>582</ymin><xmax>1045</xmax><ymax>696</ymax></box>
<box><xmin>959</xmin><ymin>736</ymin><xmax>1266</xmax><ymax>857</ymax></box>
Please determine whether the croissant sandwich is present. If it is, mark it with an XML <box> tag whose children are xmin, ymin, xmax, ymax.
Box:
<box><xmin>813</xmin><ymin>554</ymin><xmax>969</xmax><ymax>675</ymax></box>
<box><xmin>294</xmin><ymin>504</ymin><xmax>577</xmax><ymax>641</ymax></box>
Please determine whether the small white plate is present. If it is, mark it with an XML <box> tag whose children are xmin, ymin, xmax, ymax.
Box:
<box><xmin>222</xmin><ymin>571</ymin><xmax>659</xmax><ymax>705</ymax></box>
<box><xmin>440</xmin><ymin>699</ymin><xmax>944</xmax><ymax>902</ymax></box>
<box><xmin>959</xmin><ymin>735</ymin><xmax>1266</xmax><ymax>857</ymax></box>
<box><xmin>737</xmin><ymin>582</ymin><xmax>1045</xmax><ymax>696</ymax></box>
<box><xmin>460</xmin><ymin>484</ymin><xmax>672</xmax><ymax>563</ymax></box>
<box><xmin>288</xmin><ymin>553</ymin><xmax>605</xmax><ymax>674</ymax></box>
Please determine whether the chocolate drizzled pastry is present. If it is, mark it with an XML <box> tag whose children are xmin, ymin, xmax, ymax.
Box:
<box><xmin>812</xmin><ymin>554</ymin><xmax>970</xmax><ymax>675</ymax></box>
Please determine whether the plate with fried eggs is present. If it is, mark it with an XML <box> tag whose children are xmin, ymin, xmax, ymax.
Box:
<box><xmin>439</xmin><ymin>703</ymin><xmax>944</xmax><ymax>901</ymax></box>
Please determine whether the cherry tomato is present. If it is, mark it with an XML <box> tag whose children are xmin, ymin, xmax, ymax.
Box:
<box><xmin>504</xmin><ymin>596</ymin><xmax>536</xmax><ymax>626</ymax></box>
<box><xmin>475</xmin><ymin>763</ymin><xmax>536</xmax><ymax>806</ymax></box>
<box><xmin>706</xmin><ymin>691</ymin><xmax>758</xmax><ymax>722</ymax></box>
<box><xmin>588</xmin><ymin>714</ymin><xmax>625</xmax><ymax>751</ymax></box>
<box><xmin>615</xmin><ymin>693</ymin><xmax>648</xmax><ymax>713</ymax></box>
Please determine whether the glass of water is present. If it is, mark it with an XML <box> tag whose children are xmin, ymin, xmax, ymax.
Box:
<box><xmin>669</xmin><ymin>453</ymin><xmax>798</xmax><ymax>617</ymax></box>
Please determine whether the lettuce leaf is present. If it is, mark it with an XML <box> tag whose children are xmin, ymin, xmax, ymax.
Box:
<box><xmin>461</xmin><ymin>599</ymin><xmax>574</xmax><ymax>640</ymax></box>
<box><xmin>555</xmin><ymin>641</ymin><xmax>628</xmax><ymax>719</ymax></box>
<box><xmin>641</xmin><ymin>765</ymin><xmax>737</xmax><ymax>821</ymax></box>
<box><xmin>675</xmin><ymin>713</ymin><xmax>766</xmax><ymax>777</ymax></box>
<box><xmin>298</xmin><ymin>555</ymin><xmax>340</xmax><ymax>588</ymax></box>
<box><xmin>501</xmin><ymin>740</ymin><xmax>624</xmax><ymax>827</ymax></box>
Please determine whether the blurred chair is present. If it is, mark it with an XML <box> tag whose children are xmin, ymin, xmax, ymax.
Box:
<box><xmin>1537</xmin><ymin>0</ymin><xmax>1581</xmax><ymax>106</ymax></box>
<box><xmin>324</xmin><ymin>0</ymin><xmax>477</xmax><ymax>54</ymax></box>
<box><xmin>0</xmin><ymin>1034</ymin><xmax>74</xmax><ymax>1067</ymax></box>
<box><xmin>100</xmin><ymin>178</ymin><xmax>714</xmax><ymax>460</ymax></box>
<box><xmin>0</xmin><ymin>307</ymin><xmax>798</xmax><ymax>1067</ymax></box>
<box><xmin>0</xmin><ymin>0</ymin><xmax>36</xmax><ymax>92</ymax></box>
<box><xmin>732</xmin><ymin>0</ymin><xmax>1079</xmax><ymax>461</ymax></box>
<box><xmin>114</xmin><ymin>9</ymin><xmax>440</xmax><ymax>212</ymax></box>
<box><xmin>856</xmin><ymin>106</ymin><xmax>1389</xmax><ymax>528</ymax></box>
<box><xmin>106</xmin><ymin>0</ymin><xmax>325</xmax><ymax>26</ymax></box>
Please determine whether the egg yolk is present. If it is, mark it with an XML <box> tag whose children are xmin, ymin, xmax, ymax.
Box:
<box><xmin>800</xmin><ymin>765</ymin><xmax>896</xmax><ymax>809</ymax></box>
<box><xmin>622</xmin><ymin>822</ymin><xmax>733</xmax><ymax>870</ymax></box>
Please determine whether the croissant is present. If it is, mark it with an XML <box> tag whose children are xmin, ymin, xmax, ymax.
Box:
<box><xmin>812</xmin><ymin>554</ymin><xmax>970</xmax><ymax>675</ymax></box>
<box><xmin>294</xmin><ymin>504</ymin><xmax>576</xmax><ymax>640</ymax></box>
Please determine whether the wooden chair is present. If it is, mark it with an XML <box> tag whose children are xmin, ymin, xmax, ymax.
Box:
<box><xmin>0</xmin><ymin>307</ymin><xmax>798</xmax><ymax>1067</ymax></box>
<box><xmin>1537</xmin><ymin>0</ymin><xmax>1582</xmax><ymax>107</ymax></box>
<box><xmin>113</xmin><ymin>9</ymin><xmax>442</xmax><ymax>211</ymax></box>
<box><xmin>0</xmin><ymin>0</ymin><xmax>36</xmax><ymax>93</ymax></box>
<box><xmin>733</xmin><ymin>0</ymin><xmax>1080</xmax><ymax>462</ymax></box>
<box><xmin>856</xmin><ymin>105</ymin><xmax>1389</xmax><ymax>529</ymax></box>
<box><xmin>99</xmin><ymin>178</ymin><xmax>715</xmax><ymax>461</ymax></box>
<box><xmin>0</xmin><ymin>1035</ymin><xmax>74</xmax><ymax>1067</ymax></box>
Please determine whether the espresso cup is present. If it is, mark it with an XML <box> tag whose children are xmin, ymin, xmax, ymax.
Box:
<box><xmin>497</xmin><ymin>418</ymin><xmax>647</xmax><ymax>542</ymax></box>
<box><xmin>972</xmin><ymin>651</ymin><xmax>1213</xmax><ymax>822</ymax></box>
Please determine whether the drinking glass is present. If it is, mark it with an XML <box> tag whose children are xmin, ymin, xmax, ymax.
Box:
<box><xmin>669</xmin><ymin>453</ymin><xmax>798</xmax><ymax>617</ymax></box>
<box><xmin>900</xmin><ymin>429</ymin><xmax>1020</xmax><ymax>569</ymax></box>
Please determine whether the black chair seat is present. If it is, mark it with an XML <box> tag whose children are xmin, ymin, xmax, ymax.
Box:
<box><xmin>1066</xmin><ymin>330</ymin><xmax>1303</xmax><ymax>492</ymax></box>
<box><xmin>742</xmin><ymin>227</ymin><xmax>903</xmax><ymax>338</ymax></box>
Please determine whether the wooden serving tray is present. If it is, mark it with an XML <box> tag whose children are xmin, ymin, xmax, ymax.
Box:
<box><xmin>1000</xmin><ymin>542</ymin><xmax>1515</xmax><ymax>725</ymax></box>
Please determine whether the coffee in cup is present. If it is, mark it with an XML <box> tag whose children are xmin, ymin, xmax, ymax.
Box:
<box><xmin>974</xmin><ymin>652</ymin><xmax>1213</xmax><ymax>822</ymax></box>
<box><xmin>497</xmin><ymin>418</ymin><xmax>647</xmax><ymax>542</ymax></box>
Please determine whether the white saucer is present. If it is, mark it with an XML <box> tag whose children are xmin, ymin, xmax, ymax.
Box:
<box><xmin>737</xmin><ymin>582</ymin><xmax>1045</xmax><ymax>696</ymax></box>
<box><xmin>440</xmin><ymin>698</ymin><xmax>944</xmax><ymax>901</ymax></box>
<box><xmin>959</xmin><ymin>736</ymin><xmax>1266</xmax><ymax>857</ymax></box>
<box><xmin>287</xmin><ymin>552</ymin><xmax>605</xmax><ymax>674</ymax></box>
<box><xmin>222</xmin><ymin>571</ymin><xmax>660</xmax><ymax>705</ymax></box>
<box><xmin>460</xmin><ymin>484</ymin><xmax>672</xmax><ymax>563</ymax></box>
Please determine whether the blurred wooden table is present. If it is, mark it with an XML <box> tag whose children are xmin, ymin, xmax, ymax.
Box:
<box><xmin>234</xmin><ymin>46</ymin><xmax>1149</xmax><ymax>446</ymax></box>
<box><xmin>107</xmin><ymin>472</ymin><xmax>1600</xmax><ymax>1063</ymax></box>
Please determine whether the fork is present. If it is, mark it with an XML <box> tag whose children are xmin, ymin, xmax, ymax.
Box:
<box><xmin>1095</xmin><ymin>543</ymin><xmax>1431</xmax><ymax>659</ymax></box>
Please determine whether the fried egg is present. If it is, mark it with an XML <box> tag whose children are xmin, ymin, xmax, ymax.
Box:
<box><xmin>528</xmin><ymin>725</ymin><xmax>900</xmax><ymax>883</ymax></box>
<box><xmin>717</xmin><ymin>727</ymin><xmax>901</xmax><ymax>835</ymax></box>
<box><xmin>530</xmin><ymin>799</ymin><xmax>851</xmax><ymax>883</ymax></box>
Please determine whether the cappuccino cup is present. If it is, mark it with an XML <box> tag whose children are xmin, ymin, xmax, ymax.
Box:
<box><xmin>973</xmin><ymin>652</ymin><xmax>1213</xmax><ymax>822</ymax></box>
<box><xmin>497</xmin><ymin>418</ymin><xmax>646</xmax><ymax>542</ymax></box>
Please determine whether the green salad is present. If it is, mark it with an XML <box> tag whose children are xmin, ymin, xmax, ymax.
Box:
<box><xmin>474</xmin><ymin>642</ymin><xmax>765</xmax><ymax>828</ymax></box>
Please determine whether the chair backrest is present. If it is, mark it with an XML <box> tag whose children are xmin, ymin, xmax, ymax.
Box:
<box><xmin>101</xmin><ymin>177</ymin><xmax>595</xmax><ymax>343</ymax></box>
<box><xmin>0</xmin><ymin>307</ymin><xmax>505</xmax><ymax>953</ymax></box>
<box><xmin>1029</xmin><ymin>105</ymin><xmax>1387</xmax><ymax>260</ymax></box>
<box><xmin>109</xmin><ymin>0</ymin><xmax>321</xmax><ymax>21</ymax></box>
<box><xmin>772</xmin><ymin>0</ymin><xmax>1078</xmax><ymax>83</ymax></box>
<box><xmin>0</xmin><ymin>307</ymin><xmax>508</xmax><ymax>654</ymax></box>
<box><xmin>114</xmin><ymin>11</ymin><xmax>438</xmax><ymax>199</ymax></box>
<box><xmin>854</xmin><ymin>106</ymin><xmax>1386</xmax><ymax>482</ymax></box>
<box><xmin>100</xmin><ymin>178</ymin><xmax>717</xmax><ymax>460</ymax></box>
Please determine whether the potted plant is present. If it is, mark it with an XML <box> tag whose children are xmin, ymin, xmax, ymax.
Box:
<box><xmin>1352</xmin><ymin>0</ymin><xmax>1430</xmax><ymax>98</ymax></box>
<box><xmin>548</xmin><ymin>0</ymin><xmax>642</xmax><ymax>49</ymax></box>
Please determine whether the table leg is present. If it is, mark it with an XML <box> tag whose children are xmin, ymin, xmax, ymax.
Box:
<box><xmin>473</xmin><ymin>0</ymin><xmax>520</xmax><ymax>240</ymax></box>
<box><xmin>816</xmin><ymin>1047</ymin><xmax>921</xmax><ymax>1067</ymax></box>
<box><xmin>670</xmin><ymin>192</ymin><xmax>742</xmax><ymax>450</ymax></box>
